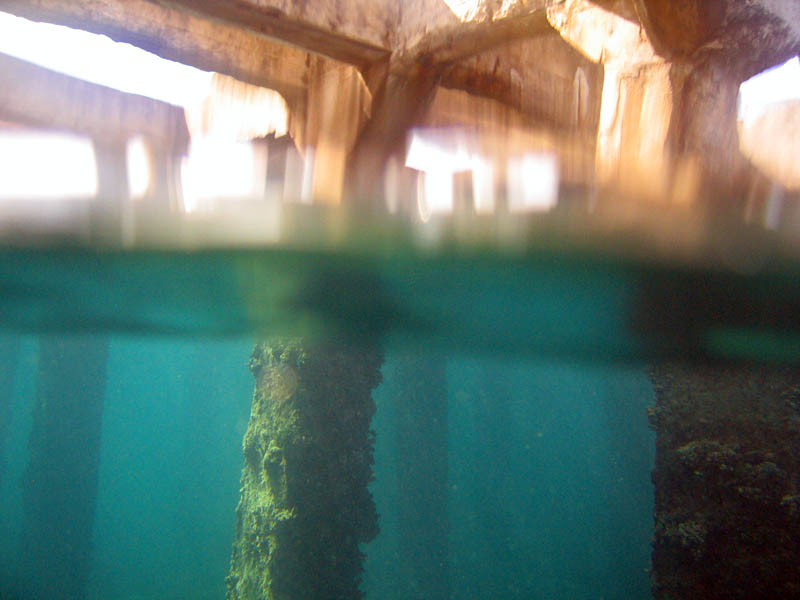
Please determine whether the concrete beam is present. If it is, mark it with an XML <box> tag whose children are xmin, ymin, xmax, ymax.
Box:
<box><xmin>397</xmin><ymin>0</ymin><xmax>563</xmax><ymax>49</ymax></box>
<box><xmin>345</xmin><ymin>1</ymin><xmax>559</xmax><ymax>204</ymax></box>
<box><xmin>0</xmin><ymin>0</ymin><xmax>312</xmax><ymax>107</ymax></box>
<box><xmin>1</xmin><ymin>0</ymin><xmax>560</xmax><ymax>94</ymax></box>
<box><xmin>634</xmin><ymin>0</ymin><xmax>800</xmax><ymax>75</ymax></box>
<box><xmin>0</xmin><ymin>53</ymin><xmax>189</xmax><ymax>150</ymax></box>
<box><xmin>344</xmin><ymin>59</ymin><xmax>440</xmax><ymax>205</ymax></box>
<box><xmin>440</xmin><ymin>33</ymin><xmax>603</xmax><ymax>135</ymax></box>
<box><xmin>154</xmin><ymin>0</ymin><xmax>392</xmax><ymax>70</ymax></box>
<box><xmin>403</xmin><ymin>0</ymin><xmax>556</xmax><ymax>67</ymax></box>
<box><xmin>3</xmin><ymin>0</ymin><xmax>577</xmax><ymax>209</ymax></box>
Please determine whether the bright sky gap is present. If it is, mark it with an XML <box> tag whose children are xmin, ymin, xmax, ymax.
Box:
<box><xmin>0</xmin><ymin>11</ymin><xmax>213</xmax><ymax>107</ymax></box>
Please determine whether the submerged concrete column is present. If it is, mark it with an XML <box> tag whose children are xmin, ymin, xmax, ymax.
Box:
<box><xmin>393</xmin><ymin>355</ymin><xmax>449</xmax><ymax>600</ymax></box>
<box><xmin>648</xmin><ymin>364</ymin><xmax>800</xmax><ymax>599</ymax></box>
<box><xmin>227</xmin><ymin>338</ymin><xmax>383</xmax><ymax>600</ymax></box>
<box><xmin>471</xmin><ymin>365</ymin><xmax>514</xmax><ymax>592</ymax></box>
<box><xmin>0</xmin><ymin>334</ymin><xmax>20</xmax><ymax>488</ymax></box>
<box><xmin>20</xmin><ymin>334</ymin><xmax>109</xmax><ymax>600</ymax></box>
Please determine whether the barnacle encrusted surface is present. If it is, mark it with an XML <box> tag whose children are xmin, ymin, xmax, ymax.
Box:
<box><xmin>649</xmin><ymin>363</ymin><xmax>800</xmax><ymax>599</ymax></box>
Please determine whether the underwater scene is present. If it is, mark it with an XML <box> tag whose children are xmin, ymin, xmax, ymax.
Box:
<box><xmin>0</xmin><ymin>315</ymin><xmax>655</xmax><ymax>600</ymax></box>
<box><xmin>0</xmin><ymin>217</ymin><xmax>797</xmax><ymax>600</ymax></box>
<box><xmin>0</xmin><ymin>2</ymin><xmax>798</xmax><ymax>598</ymax></box>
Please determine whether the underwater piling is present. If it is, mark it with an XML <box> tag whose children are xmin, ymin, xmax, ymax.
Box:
<box><xmin>226</xmin><ymin>338</ymin><xmax>383</xmax><ymax>600</ymax></box>
<box><xmin>20</xmin><ymin>334</ymin><xmax>109</xmax><ymax>600</ymax></box>
<box><xmin>0</xmin><ymin>334</ymin><xmax>20</xmax><ymax>488</ymax></box>
<box><xmin>471</xmin><ymin>365</ymin><xmax>516</xmax><ymax>594</ymax></box>
<box><xmin>648</xmin><ymin>364</ymin><xmax>800</xmax><ymax>599</ymax></box>
<box><xmin>393</xmin><ymin>355</ymin><xmax>450</xmax><ymax>600</ymax></box>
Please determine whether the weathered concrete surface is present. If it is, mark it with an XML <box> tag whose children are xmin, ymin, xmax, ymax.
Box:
<box><xmin>3</xmin><ymin>0</ymin><xmax>799</xmax><ymax>208</ymax></box>
<box><xmin>345</xmin><ymin>1</ymin><xmax>559</xmax><ymax>203</ymax></box>
<box><xmin>155</xmin><ymin>0</ymin><xmax>392</xmax><ymax>69</ymax></box>
<box><xmin>639</xmin><ymin>0</ymin><xmax>800</xmax><ymax>201</ymax></box>
<box><xmin>2</xmin><ymin>0</ymin><xmax>568</xmax><ymax>209</ymax></box>
<box><xmin>1</xmin><ymin>0</ymin><xmax>561</xmax><ymax>73</ymax></box>
<box><xmin>298</xmin><ymin>59</ymin><xmax>372</xmax><ymax>203</ymax></box>
<box><xmin>344</xmin><ymin>57</ymin><xmax>441</xmax><ymax>205</ymax></box>
<box><xmin>421</xmin><ymin>86</ymin><xmax>596</xmax><ymax>190</ymax></box>
<box><xmin>227</xmin><ymin>340</ymin><xmax>383</xmax><ymax>600</ymax></box>
<box><xmin>0</xmin><ymin>0</ymin><xmax>313</xmax><ymax>108</ymax></box>
<box><xmin>548</xmin><ymin>0</ymin><xmax>679</xmax><ymax>202</ymax></box>
<box><xmin>443</xmin><ymin>33</ymin><xmax>602</xmax><ymax>132</ymax></box>
<box><xmin>396</xmin><ymin>0</ymin><xmax>460</xmax><ymax>50</ymax></box>
<box><xmin>0</xmin><ymin>53</ymin><xmax>189</xmax><ymax>148</ymax></box>
<box><xmin>401</xmin><ymin>1</ymin><xmax>556</xmax><ymax>67</ymax></box>
<box><xmin>636</xmin><ymin>0</ymin><xmax>800</xmax><ymax>76</ymax></box>
<box><xmin>648</xmin><ymin>364</ymin><xmax>800</xmax><ymax>600</ymax></box>
<box><xmin>398</xmin><ymin>0</ymin><xmax>562</xmax><ymax>51</ymax></box>
<box><xmin>548</xmin><ymin>0</ymin><xmax>800</xmax><ymax>205</ymax></box>
<box><xmin>667</xmin><ymin>57</ymin><xmax>751</xmax><ymax>205</ymax></box>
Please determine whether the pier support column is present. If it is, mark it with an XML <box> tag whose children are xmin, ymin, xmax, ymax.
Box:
<box><xmin>91</xmin><ymin>136</ymin><xmax>130</xmax><ymax>245</ymax></box>
<box><xmin>227</xmin><ymin>338</ymin><xmax>383</xmax><ymax>600</ymax></box>
<box><xmin>0</xmin><ymin>334</ymin><xmax>20</xmax><ymax>488</ymax></box>
<box><xmin>300</xmin><ymin>60</ymin><xmax>371</xmax><ymax>205</ymax></box>
<box><xmin>393</xmin><ymin>354</ymin><xmax>449</xmax><ymax>600</ymax></box>
<box><xmin>20</xmin><ymin>334</ymin><xmax>109</xmax><ymax>600</ymax></box>
<box><xmin>648</xmin><ymin>364</ymin><xmax>800</xmax><ymax>599</ymax></box>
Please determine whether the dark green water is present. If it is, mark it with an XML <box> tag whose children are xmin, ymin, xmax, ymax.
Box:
<box><xmin>0</xmin><ymin>239</ymin><xmax>797</xmax><ymax>362</ymax></box>
<box><xmin>0</xmin><ymin>221</ymin><xmax>797</xmax><ymax>599</ymax></box>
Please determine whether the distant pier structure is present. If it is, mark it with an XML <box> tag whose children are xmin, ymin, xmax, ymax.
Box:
<box><xmin>0</xmin><ymin>55</ymin><xmax>190</xmax><ymax>599</ymax></box>
<box><xmin>0</xmin><ymin>52</ymin><xmax>189</xmax><ymax>234</ymax></box>
<box><xmin>20</xmin><ymin>335</ymin><xmax>108</xmax><ymax>600</ymax></box>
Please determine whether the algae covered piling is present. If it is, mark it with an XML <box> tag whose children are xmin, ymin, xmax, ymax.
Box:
<box><xmin>649</xmin><ymin>364</ymin><xmax>800</xmax><ymax>599</ymax></box>
<box><xmin>227</xmin><ymin>338</ymin><xmax>383</xmax><ymax>600</ymax></box>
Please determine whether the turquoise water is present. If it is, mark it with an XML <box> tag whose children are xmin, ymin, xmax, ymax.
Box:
<box><xmin>0</xmin><ymin>239</ymin><xmax>797</xmax><ymax>362</ymax></box>
<box><xmin>367</xmin><ymin>353</ymin><xmax>653</xmax><ymax>600</ymax></box>
<box><xmin>0</xmin><ymin>335</ymin><xmax>653</xmax><ymax>600</ymax></box>
<box><xmin>0</xmin><ymin>335</ymin><xmax>253</xmax><ymax>599</ymax></box>
<box><xmin>0</xmin><ymin>212</ymin><xmax>797</xmax><ymax>599</ymax></box>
